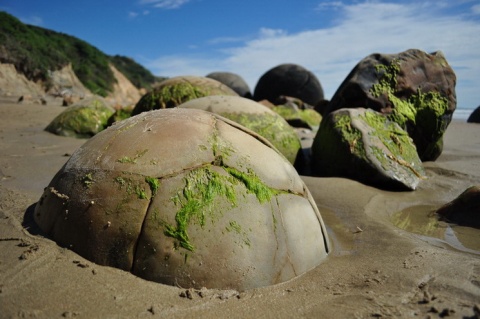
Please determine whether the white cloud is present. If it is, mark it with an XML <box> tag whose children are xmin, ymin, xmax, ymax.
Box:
<box><xmin>208</xmin><ymin>36</ymin><xmax>248</xmax><ymax>45</ymax></box>
<box><xmin>315</xmin><ymin>1</ymin><xmax>344</xmax><ymax>11</ymax></box>
<box><xmin>472</xmin><ymin>4</ymin><xmax>480</xmax><ymax>15</ymax></box>
<box><xmin>128</xmin><ymin>11</ymin><xmax>139</xmax><ymax>18</ymax></box>
<box><xmin>140</xmin><ymin>0</ymin><xmax>190</xmax><ymax>9</ymax></box>
<box><xmin>258</xmin><ymin>28</ymin><xmax>287</xmax><ymax>38</ymax></box>
<box><xmin>145</xmin><ymin>1</ymin><xmax>480</xmax><ymax>108</ymax></box>
<box><xmin>128</xmin><ymin>10</ymin><xmax>150</xmax><ymax>19</ymax></box>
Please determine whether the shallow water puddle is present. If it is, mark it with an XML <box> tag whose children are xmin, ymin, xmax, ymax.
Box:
<box><xmin>391</xmin><ymin>205</ymin><xmax>480</xmax><ymax>255</ymax></box>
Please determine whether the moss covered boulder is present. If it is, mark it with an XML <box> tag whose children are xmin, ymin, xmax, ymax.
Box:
<box><xmin>178</xmin><ymin>95</ymin><xmax>302</xmax><ymax>164</ymax></box>
<box><xmin>272</xmin><ymin>104</ymin><xmax>322</xmax><ymax>129</ymax></box>
<box><xmin>34</xmin><ymin>108</ymin><xmax>330</xmax><ymax>291</ymax></box>
<box><xmin>312</xmin><ymin>108</ymin><xmax>426</xmax><ymax>190</ymax></box>
<box><xmin>324</xmin><ymin>49</ymin><xmax>456</xmax><ymax>161</ymax></box>
<box><xmin>131</xmin><ymin>76</ymin><xmax>238</xmax><ymax>116</ymax></box>
<box><xmin>45</xmin><ymin>97</ymin><xmax>114</xmax><ymax>138</ymax></box>
<box><xmin>107</xmin><ymin>105</ymin><xmax>134</xmax><ymax>126</ymax></box>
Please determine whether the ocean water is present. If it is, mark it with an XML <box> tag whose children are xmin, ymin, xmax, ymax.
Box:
<box><xmin>452</xmin><ymin>107</ymin><xmax>475</xmax><ymax>121</ymax></box>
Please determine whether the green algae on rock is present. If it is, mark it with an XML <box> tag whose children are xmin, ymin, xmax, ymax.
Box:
<box><xmin>272</xmin><ymin>105</ymin><xmax>322</xmax><ymax>129</ymax></box>
<box><xmin>34</xmin><ymin>108</ymin><xmax>329</xmax><ymax>291</ymax></box>
<box><xmin>311</xmin><ymin>108</ymin><xmax>425</xmax><ymax>190</ymax></box>
<box><xmin>370</xmin><ymin>59</ymin><xmax>449</xmax><ymax>131</ymax></box>
<box><xmin>324</xmin><ymin>49</ymin><xmax>456</xmax><ymax>161</ymax></box>
<box><xmin>45</xmin><ymin>97</ymin><xmax>114</xmax><ymax>138</ymax></box>
<box><xmin>132</xmin><ymin>76</ymin><xmax>238</xmax><ymax>116</ymax></box>
<box><xmin>179</xmin><ymin>95</ymin><xmax>302</xmax><ymax>164</ymax></box>
<box><xmin>107</xmin><ymin>105</ymin><xmax>134</xmax><ymax>126</ymax></box>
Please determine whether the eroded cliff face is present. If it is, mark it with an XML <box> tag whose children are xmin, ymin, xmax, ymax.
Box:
<box><xmin>0</xmin><ymin>62</ymin><xmax>142</xmax><ymax>107</ymax></box>
<box><xmin>0</xmin><ymin>63</ymin><xmax>45</xmax><ymax>97</ymax></box>
<box><xmin>47</xmin><ymin>63</ymin><xmax>91</xmax><ymax>98</ymax></box>
<box><xmin>105</xmin><ymin>64</ymin><xmax>142</xmax><ymax>107</ymax></box>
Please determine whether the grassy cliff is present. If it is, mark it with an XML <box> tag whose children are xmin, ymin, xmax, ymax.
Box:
<box><xmin>0</xmin><ymin>12</ymin><xmax>157</xmax><ymax>96</ymax></box>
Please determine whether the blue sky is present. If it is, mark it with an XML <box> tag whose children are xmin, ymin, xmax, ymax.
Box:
<box><xmin>2</xmin><ymin>0</ymin><xmax>480</xmax><ymax>110</ymax></box>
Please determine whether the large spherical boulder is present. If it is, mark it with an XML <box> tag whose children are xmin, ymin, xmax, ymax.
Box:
<box><xmin>324</xmin><ymin>49</ymin><xmax>456</xmax><ymax>161</ymax></box>
<box><xmin>253</xmin><ymin>64</ymin><xmax>324</xmax><ymax>106</ymax></box>
<box><xmin>178</xmin><ymin>95</ymin><xmax>302</xmax><ymax>164</ymax></box>
<box><xmin>45</xmin><ymin>97</ymin><xmax>114</xmax><ymax>138</ymax></box>
<box><xmin>131</xmin><ymin>76</ymin><xmax>238</xmax><ymax>116</ymax></box>
<box><xmin>34</xmin><ymin>108</ymin><xmax>329</xmax><ymax>291</ymax></box>
<box><xmin>206</xmin><ymin>72</ymin><xmax>252</xmax><ymax>98</ymax></box>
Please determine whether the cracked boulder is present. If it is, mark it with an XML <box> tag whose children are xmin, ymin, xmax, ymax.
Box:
<box><xmin>253</xmin><ymin>64</ymin><xmax>324</xmax><ymax>106</ymax></box>
<box><xmin>178</xmin><ymin>95</ymin><xmax>302</xmax><ymax>164</ymax></box>
<box><xmin>34</xmin><ymin>108</ymin><xmax>330</xmax><ymax>291</ymax></box>
<box><xmin>45</xmin><ymin>97</ymin><xmax>114</xmax><ymax>138</ymax></box>
<box><xmin>132</xmin><ymin>76</ymin><xmax>238</xmax><ymax>116</ymax></box>
<box><xmin>311</xmin><ymin>108</ymin><xmax>426</xmax><ymax>190</ymax></box>
<box><xmin>324</xmin><ymin>49</ymin><xmax>456</xmax><ymax>161</ymax></box>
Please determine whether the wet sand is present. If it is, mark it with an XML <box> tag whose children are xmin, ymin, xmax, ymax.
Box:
<box><xmin>1</xmin><ymin>97</ymin><xmax>479</xmax><ymax>318</ymax></box>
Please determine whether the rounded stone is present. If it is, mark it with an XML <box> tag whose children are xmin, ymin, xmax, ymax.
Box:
<box><xmin>436</xmin><ymin>185</ymin><xmax>480</xmax><ymax>228</ymax></box>
<box><xmin>253</xmin><ymin>64</ymin><xmax>324</xmax><ymax>106</ymax></box>
<box><xmin>45</xmin><ymin>97</ymin><xmax>114</xmax><ymax>138</ymax></box>
<box><xmin>34</xmin><ymin>108</ymin><xmax>330</xmax><ymax>291</ymax></box>
<box><xmin>206</xmin><ymin>71</ymin><xmax>252</xmax><ymax>98</ymax></box>
<box><xmin>178</xmin><ymin>95</ymin><xmax>302</xmax><ymax>164</ymax></box>
<box><xmin>132</xmin><ymin>76</ymin><xmax>238</xmax><ymax>116</ymax></box>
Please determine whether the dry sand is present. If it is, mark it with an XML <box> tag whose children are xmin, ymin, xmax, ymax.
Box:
<box><xmin>1</xmin><ymin>97</ymin><xmax>479</xmax><ymax>318</ymax></box>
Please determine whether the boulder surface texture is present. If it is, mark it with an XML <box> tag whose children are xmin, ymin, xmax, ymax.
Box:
<box><xmin>312</xmin><ymin>108</ymin><xmax>426</xmax><ymax>190</ymax></box>
<box><xmin>324</xmin><ymin>49</ymin><xmax>456</xmax><ymax>161</ymax></box>
<box><xmin>179</xmin><ymin>95</ymin><xmax>302</xmax><ymax>164</ymax></box>
<box><xmin>34</xmin><ymin>108</ymin><xmax>330</xmax><ymax>291</ymax></box>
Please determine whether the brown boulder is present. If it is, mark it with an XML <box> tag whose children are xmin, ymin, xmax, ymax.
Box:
<box><xmin>325</xmin><ymin>49</ymin><xmax>456</xmax><ymax>161</ymax></box>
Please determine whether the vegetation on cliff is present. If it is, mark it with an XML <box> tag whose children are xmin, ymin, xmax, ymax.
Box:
<box><xmin>0</xmin><ymin>12</ymin><xmax>157</xmax><ymax>96</ymax></box>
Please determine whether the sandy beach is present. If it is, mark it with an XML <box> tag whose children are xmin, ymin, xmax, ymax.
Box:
<box><xmin>1</xmin><ymin>97</ymin><xmax>479</xmax><ymax>318</ymax></box>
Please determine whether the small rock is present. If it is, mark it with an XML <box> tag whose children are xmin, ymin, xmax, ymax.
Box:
<box><xmin>436</xmin><ymin>185</ymin><xmax>480</xmax><ymax>228</ymax></box>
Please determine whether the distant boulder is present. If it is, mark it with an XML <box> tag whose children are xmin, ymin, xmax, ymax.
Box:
<box><xmin>272</xmin><ymin>96</ymin><xmax>322</xmax><ymax>130</ymax></box>
<box><xmin>206</xmin><ymin>72</ymin><xmax>252</xmax><ymax>98</ymax></box>
<box><xmin>324</xmin><ymin>49</ymin><xmax>456</xmax><ymax>161</ymax></box>
<box><xmin>132</xmin><ymin>76</ymin><xmax>237</xmax><ymax>116</ymax></box>
<box><xmin>436</xmin><ymin>186</ymin><xmax>480</xmax><ymax>228</ymax></box>
<box><xmin>311</xmin><ymin>108</ymin><xmax>425</xmax><ymax>191</ymax></box>
<box><xmin>467</xmin><ymin>106</ymin><xmax>480</xmax><ymax>123</ymax></box>
<box><xmin>253</xmin><ymin>64</ymin><xmax>324</xmax><ymax>106</ymax></box>
<box><xmin>45</xmin><ymin>97</ymin><xmax>114</xmax><ymax>138</ymax></box>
